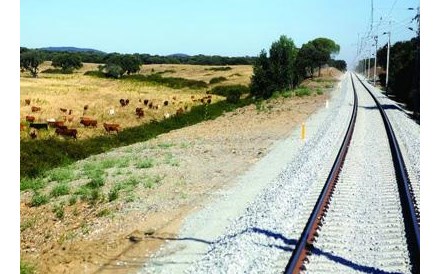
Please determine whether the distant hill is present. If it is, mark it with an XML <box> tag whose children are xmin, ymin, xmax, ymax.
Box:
<box><xmin>167</xmin><ymin>53</ymin><xmax>191</xmax><ymax>58</ymax></box>
<box><xmin>39</xmin><ymin>47</ymin><xmax>106</xmax><ymax>54</ymax></box>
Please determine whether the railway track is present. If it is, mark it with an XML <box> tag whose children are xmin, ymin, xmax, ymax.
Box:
<box><xmin>285</xmin><ymin>72</ymin><xmax>420</xmax><ymax>274</ymax></box>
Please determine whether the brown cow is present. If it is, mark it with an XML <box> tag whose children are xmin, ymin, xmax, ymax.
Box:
<box><xmin>60</xmin><ymin>108</ymin><xmax>67</xmax><ymax>113</ymax></box>
<box><xmin>31</xmin><ymin>106</ymin><xmax>41</xmax><ymax>112</ymax></box>
<box><xmin>143</xmin><ymin>99</ymin><xmax>149</xmax><ymax>105</ymax></box>
<box><xmin>135</xmin><ymin>107</ymin><xmax>144</xmax><ymax>118</ymax></box>
<box><xmin>103</xmin><ymin>123</ymin><xmax>120</xmax><ymax>133</ymax></box>
<box><xmin>25</xmin><ymin>99</ymin><xmax>31</xmax><ymax>105</ymax></box>
<box><xmin>55</xmin><ymin>128</ymin><xmax>78</xmax><ymax>139</ymax></box>
<box><xmin>176</xmin><ymin>107</ymin><xmax>184</xmax><ymax>116</ymax></box>
<box><xmin>80</xmin><ymin>118</ymin><xmax>98</xmax><ymax>127</ymax></box>
<box><xmin>25</xmin><ymin>115</ymin><xmax>35</xmax><ymax>122</ymax></box>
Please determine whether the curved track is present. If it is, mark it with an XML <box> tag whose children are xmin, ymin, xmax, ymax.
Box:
<box><xmin>285</xmin><ymin>72</ymin><xmax>419</xmax><ymax>274</ymax></box>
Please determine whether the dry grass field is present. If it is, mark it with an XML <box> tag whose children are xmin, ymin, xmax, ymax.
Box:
<box><xmin>20</xmin><ymin>63</ymin><xmax>253</xmax><ymax>140</ymax></box>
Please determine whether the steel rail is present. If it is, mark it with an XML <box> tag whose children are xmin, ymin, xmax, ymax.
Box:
<box><xmin>284</xmin><ymin>73</ymin><xmax>358</xmax><ymax>273</ymax></box>
<box><xmin>355</xmin><ymin>73</ymin><xmax>420</xmax><ymax>274</ymax></box>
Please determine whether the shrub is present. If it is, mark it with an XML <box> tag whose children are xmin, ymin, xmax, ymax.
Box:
<box><xmin>21</xmin><ymin>177</ymin><xmax>46</xmax><ymax>191</ymax></box>
<box><xmin>52</xmin><ymin>203</ymin><xmax>65</xmax><ymax>219</ymax></box>
<box><xmin>205</xmin><ymin>66</ymin><xmax>232</xmax><ymax>71</ymax></box>
<box><xmin>209</xmin><ymin>85</ymin><xmax>249</xmax><ymax>103</ymax></box>
<box><xmin>295</xmin><ymin>87</ymin><xmax>311</xmax><ymax>97</ymax></box>
<box><xmin>50</xmin><ymin>183</ymin><xmax>70</xmax><ymax>197</ymax></box>
<box><xmin>84</xmin><ymin>70</ymin><xmax>106</xmax><ymax>78</ymax></box>
<box><xmin>209</xmin><ymin>76</ymin><xmax>227</xmax><ymax>84</ymax></box>
<box><xmin>30</xmin><ymin>192</ymin><xmax>49</xmax><ymax>207</ymax></box>
<box><xmin>136</xmin><ymin>158</ymin><xmax>154</xmax><ymax>169</ymax></box>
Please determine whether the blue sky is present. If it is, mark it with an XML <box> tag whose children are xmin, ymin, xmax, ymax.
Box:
<box><xmin>20</xmin><ymin>0</ymin><xmax>419</xmax><ymax>68</ymax></box>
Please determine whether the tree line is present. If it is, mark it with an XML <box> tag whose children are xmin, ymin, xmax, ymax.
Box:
<box><xmin>356</xmin><ymin>36</ymin><xmax>419</xmax><ymax>114</ymax></box>
<box><xmin>250</xmin><ymin>35</ymin><xmax>345</xmax><ymax>99</ymax></box>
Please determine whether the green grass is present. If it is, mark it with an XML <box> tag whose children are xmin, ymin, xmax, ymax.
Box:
<box><xmin>20</xmin><ymin>177</ymin><xmax>46</xmax><ymax>191</ymax></box>
<box><xmin>50</xmin><ymin>183</ymin><xmax>70</xmax><ymax>197</ymax></box>
<box><xmin>136</xmin><ymin>158</ymin><xmax>154</xmax><ymax>169</ymax></box>
<box><xmin>96</xmin><ymin>208</ymin><xmax>112</xmax><ymax>217</ymax></box>
<box><xmin>75</xmin><ymin>185</ymin><xmax>103</xmax><ymax>204</ymax></box>
<box><xmin>157</xmin><ymin>142</ymin><xmax>174</xmax><ymax>149</ymax></box>
<box><xmin>294</xmin><ymin>87</ymin><xmax>311</xmax><ymax>97</ymax></box>
<box><xmin>20</xmin><ymin>217</ymin><xmax>37</xmax><ymax>232</ymax></box>
<box><xmin>20</xmin><ymin>261</ymin><xmax>36</xmax><ymax>274</ymax></box>
<box><xmin>30</xmin><ymin>192</ymin><xmax>49</xmax><ymax>207</ymax></box>
<box><xmin>46</xmin><ymin>168</ymin><xmax>75</xmax><ymax>183</ymax></box>
<box><xmin>21</xmin><ymin>97</ymin><xmax>253</xmax><ymax>181</ymax></box>
<box><xmin>52</xmin><ymin>203</ymin><xmax>65</xmax><ymax>219</ymax></box>
<box><xmin>164</xmin><ymin>153</ymin><xmax>179</xmax><ymax>167</ymax></box>
<box><xmin>143</xmin><ymin>175</ymin><xmax>164</xmax><ymax>189</ymax></box>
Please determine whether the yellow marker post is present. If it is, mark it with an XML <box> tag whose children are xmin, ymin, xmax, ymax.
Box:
<box><xmin>301</xmin><ymin>122</ymin><xmax>306</xmax><ymax>140</ymax></box>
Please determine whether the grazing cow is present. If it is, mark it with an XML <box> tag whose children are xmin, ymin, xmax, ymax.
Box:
<box><xmin>55</xmin><ymin>128</ymin><xmax>78</xmax><ymax>139</ymax></box>
<box><xmin>191</xmin><ymin>95</ymin><xmax>195</xmax><ymax>99</ymax></box>
<box><xmin>30</xmin><ymin>122</ymin><xmax>48</xmax><ymax>130</ymax></box>
<box><xmin>69</xmin><ymin>109</ymin><xmax>73</xmax><ymax>115</ymax></box>
<box><xmin>125</xmin><ymin>99</ymin><xmax>129</xmax><ymax>106</ymax></box>
<box><xmin>56</xmin><ymin>125</ymin><xmax>68</xmax><ymax>131</ymax></box>
<box><xmin>119</xmin><ymin>99</ymin><xmax>126</xmax><ymax>107</ymax></box>
<box><xmin>175</xmin><ymin>107</ymin><xmax>184</xmax><ymax>116</ymax></box>
<box><xmin>172</xmin><ymin>96</ymin><xmax>177</xmax><ymax>100</ymax></box>
<box><xmin>29</xmin><ymin>129</ymin><xmax>37</xmax><ymax>139</ymax></box>
<box><xmin>60</xmin><ymin>108</ymin><xmax>67</xmax><ymax>113</ymax></box>
<box><xmin>148</xmin><ymin>102</ymin><xmax>153</xmax><ymax>109</ymax></box>
<box><xmin>108</xmin><ymin>107</ymin><xmax>115</xmax><ymax>115</ymax></box>
<box><xmin>25</xmin><ymin>99</ymin><xmax>31</xmax><ymax>105</ymax></box>
<box><xmin>164</xmin><ymin>100</ymin><xmax>169</xmax><ymax>106</ymax></box>
<box><xmin>164</xmin><ymin>112</ymin><xmax>170</xmax><ymax>119</ymax></box>
<box><xmin>135</xmin><ymin>107</ymin><xmax>144</xmax><ymax>118</ymax></box>
<box><xmin>103</xmin><ymin>123</ymin><xmax>120</xmax><ymax>133</ymax></box>
<box><xmin>26</xmin><ymin>115</ymin><xmax>35</xmax><ymax>122</ymax></box>
<box><xmin>143</xmin><ymin>99</ymin><xmax>149</xmax><ymax>105</ymax></box>
<box><xmin>207</xmin><ymin>98</ymin><xmax>212</xmax><ymax>104</ymax></box>
<box><xmin>54</xmin><ymin>121</ymin><xmax>65</xmax><ymax>128</ymax></box>
<box><xmin>80</xmin><ymin>118</ymin><xmax>98</xmax><ymax>127</ymax></box>
<box><xmin>31</xmin><ymin>106</ymin><xmax>41</xmax><ymax>112</ymax></box>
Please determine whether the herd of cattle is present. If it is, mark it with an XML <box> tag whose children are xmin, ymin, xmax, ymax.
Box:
<box><xmin>20</xmin><ymin>94</ymin><xmax>214</xmax><ymax>140</ymax></box>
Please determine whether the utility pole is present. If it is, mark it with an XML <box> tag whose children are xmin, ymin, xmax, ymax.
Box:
<box><xmin>373</xmin><ymin>35</ymin><xmax>378</xmax><ymax>86</ymax></box>
<box><xmin>367</xmin><ymin>48</ymin><xmax>371</xmax><ymax>80</ymax></box>
<box><xmin>384</xmin><ymin>30</ymin><xmax>391</xmax><ymax>93</ymax></box>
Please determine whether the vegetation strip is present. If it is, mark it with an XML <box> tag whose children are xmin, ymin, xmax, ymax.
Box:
<box><xmin>20</xmin><ymin>98</ymin><xmax>252</xmax><ymax>181</ymax></box>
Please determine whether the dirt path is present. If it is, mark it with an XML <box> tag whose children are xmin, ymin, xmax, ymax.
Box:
<box><xmin>21</xmin><ymin>90</ymin><xmax>332</xmax><ymax>273</ymax></box>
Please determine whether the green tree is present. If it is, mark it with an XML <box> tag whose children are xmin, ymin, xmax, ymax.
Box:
<box><xmin>102</xmin><ymin>53</ymin><xmax>141</xmax><ymax>78</ymax></box>
<box><xmin>269</xmin><ymin>35</ymin><xmax>299</xmax><ymax>90</ymax></box>
<box><xmin>328</xmin><ymin>59</ymin><xmax>347</xmax><ymax>72</ymax></box>
<box><xmin>20</xmin><ymin>50</ymin><xmax>44</xmax><ymax>77</ymax></box>
<box><xmin>250</xmin><ymin>35</ymin><xmax>299</xmax><ymax>99</ymax></box>
<box><xmin>310</xmin><ymin>38</ymin><xmax>340</xmax><ymax>76</ymax></box>
<box><xmin>52</xmin><ymin>53</ymin><xmax>83</xmax><ymax>73</ymax></box>
<box><xmin>296</xmin><ymin>42</ymin><xmax>321</xmax><ymax>79</ymax></box>
<box><xmin>250</xmin><ymin>49</ymin><xmax>274</xmax><ymax>99</ymax></box>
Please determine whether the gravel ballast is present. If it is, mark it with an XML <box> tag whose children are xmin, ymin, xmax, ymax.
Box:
<box><xmin>139</xmin><ymin>73</ymin><xmax>354</xmax><ymax>273</ymax></box>
<box><xmin>304</xmin><ymin>74</ymin><xmax>412</xmax><ymax>273</ymax></box>
<box><xmin>357</xmin><ymin>76</ymin><xmax>420</xmax><ymax>211</ymax></box>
